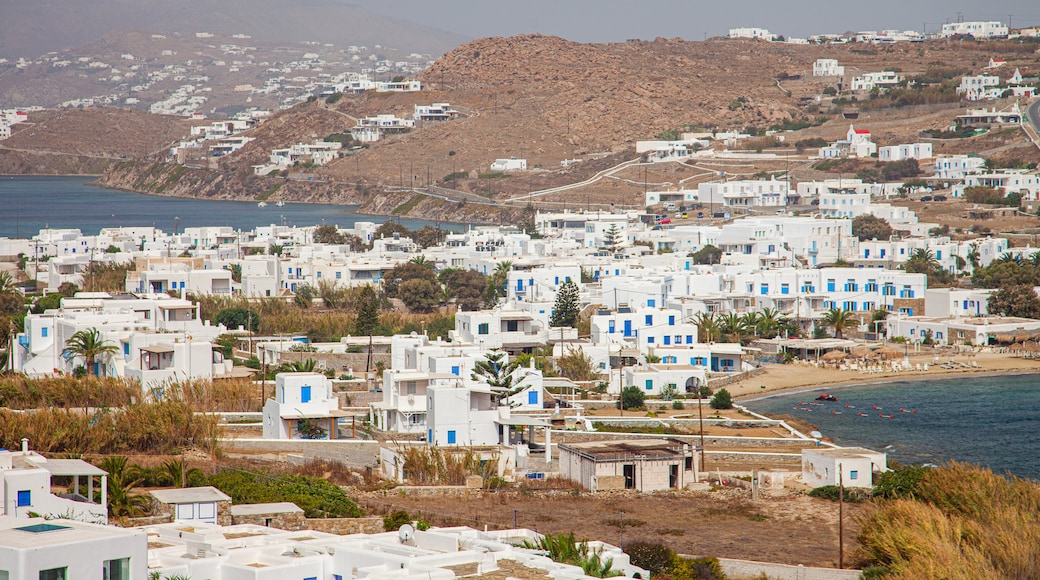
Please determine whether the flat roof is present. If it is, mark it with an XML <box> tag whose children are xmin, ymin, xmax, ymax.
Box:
<box><xmin>803</xmin><ymin>447</ymin><xmax>884</xmax><ymax>458</ymax></box>
<box><xmin>560</xmin><ymin>438</ymin><xmax>688</xmax><ymax>460</ymax></box>
<box><xmin>141</xmin><ymin>344</ymin><xmax>176</xmax><ymax>354</ymax></box>
<box><xmin>496</xmin><ymin>416</ymin><xmax>550</xmax><ymax>427</ymax></box>
<box><xmin>29</xmin><ymin>458</ymin><xmax>107</xmax><ymax>477</ymax></box>
<box><xmin>150</xmin><ymin>486</ymin><xmax>231</xmax><ymax>504</ymax></box>
<box><xmin>229</xmin><ymin>502</ymin><xmax>303</xmax><ymax>516</ymax></box>
<box><xmin>0</xmin><ymin>516</ymin><xmax>142</xmax><ymax>549</ymax></box>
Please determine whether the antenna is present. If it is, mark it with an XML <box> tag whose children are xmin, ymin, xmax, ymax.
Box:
<box><xmin>398</xmin><ymin>523</ymin><xmax>415</xmax><ymax>543</ymax></box>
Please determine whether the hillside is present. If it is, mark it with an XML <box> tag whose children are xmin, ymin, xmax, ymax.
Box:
<box><xmin>20</xmin><ymin>34</ymin><xmax>1040</xmax><ymax>223</ymax></box>
<box><xmin>0</xmin><ymin>0</ymin><xmax>466</xmax><ymax>60</ymax></box>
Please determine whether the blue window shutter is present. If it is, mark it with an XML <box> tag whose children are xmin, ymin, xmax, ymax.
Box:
<box><xmin>123</xmin><ymin>342</ymin><xmax>130</xmax><ymax>355</ymax></box>
<box><xmin>16</xmin><ymin>490</ymin><xmax>30</xmax><ymax>507</ymax></box>
<box><xmin>648</xmin><ymin>299</ymin><xmax>655</xmax><ymax>307</ymax></box>
<box><xmin>451</xmin><ymin>365</ymin><xmax>460</xmax><ymax>376</ymax></box>
<box><xmin>301</xmin><ymin>385</ymin><xmax>311</xmax><ymax>403</ymax></box>
<box><xmin>663</xmin><ymin>336</ymin><xmax>671</xmax><ymax>345</ymax></box>
<box><xmin>668</xmin><ymin>315</ymin><xmax>675</xmax><ymax>325</ymax></box>
<box><xmin>42</xmin><ymin>327</ymin><xmax>48</xmax><ymax>337</ymax></box>
<box><xmin>645</xmin><ymin>379</ymin><xmax>653</xmax><ymax>390</ymax></box>
<box><xmin>427</xmin><ymin>429</ymin><xmax>432</xmax><ymax>442</ymax></box>
<box><xmin>528</xmin><ymin>391</ymin><xmax>538</xmax><ymax>405</ymax></box>
<box><xmin>447</xmin><ymin>430</ymin><xmax>457</xmax><ymax>444</ymax></box>
<box><xmin>645</xmin><ymin>315</ymin><xmax>653</xmax><ymax>325</ymax></box>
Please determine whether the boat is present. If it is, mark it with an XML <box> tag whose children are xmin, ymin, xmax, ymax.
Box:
<box><xmin>257</xmin><ymin>201</ymin><xmax>267</xmax><ymax>207</ymax></box>
<box><xmin>276</xmin><ymin>201</ymin><xmax>285</xmax><ymax>207</ymax></box>
<box><xmin>816</xmin><ymin>394</ymin><xmax>838</xmax><ymax>402</ymax></box>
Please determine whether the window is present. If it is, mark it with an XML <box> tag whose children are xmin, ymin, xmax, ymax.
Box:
<box><xmin>645</xmin><ymin>315</ymin><xmax>653</xmax><ymax>325</ymax></box>
<box><xmin>406</xmin><ymin>382</ymin><xmax>416</xmax><ymax>395</ymax></box>
<box><xmin>447</xmin><ymin>430</ymin><xmax>457</xmax><ymax>444</ymax></box>
<box><xmin>668</xmin><ymin>315</ymin><xmax>675</xmax><ymax>326</ymax></box>
<box><xmin>781</xmin><ymin>283</ymin><xmax>790</xmax><ymax>295</ymax></box>
<box><xmin>827</xmin><ymin>279</ymin><xmax>836</xmax><ymax>292</ymax></box>
<box><xmin>16</xmin><ymin>490</ymin><xmax>30</xmax><ymax>507</ymax></box>
<box><xmin>39</xmin><ymin>568</ymin><xmax>67</xmax><ymax>580</ymax></box>
<box><xmin>528</xmin><ymin>391</ymin><xmax>539</xmax><ymax>405</ymax></box>
<box><xmin>478</xmin><ymin>323</ymin><xmax>489</xmax><ymax>335</ymax></box>
<box><xmin>41</xmin><ymin>327</ymin><xmax>48</xmax><ymax>338</ymax></box>
<box><xmin>647</xmin><ymin>336</ymin><xmax>655</xmax><ymax>344</ymax></box>
<box><xmin>123</xmin><ymin>342</ymin><xmax>130</xmax><ymax>355</ymax></box>
<box><xmin>336</xmin><ymin>272</ymin><xmax>342</xmax><ymax>279</ymax></box>
<box><xmin>645</xmin><ymin>379</ymin><xmax>653</xmax><ymax>390</ymax></box>
<box><xmin>300</xmin><ymin>385</ymin><xmax>311</xmax><ymax>403</ymax></box>
<box><xmin>608</xmin><ymin>320</ymin><xmax>615</xmax><ymax>334</ymax></box>
<box><xmin>686</xmin><ymin>335</ymin><xmax>693</xmax><ymax>344</ymax></box>
<box><xmin>760</xmin><ymin>283</ymin><xmax>769</xmax><ymax>295</ymax></box>
<box><xmin>849</xmin><ymin>470</ymin><xmax>859</xmax><ymax>480</ymax></box>
<box><xmin>450</xmin><ymin>365</ymin><xmax>460</xmax><ymax>376</ymax></box>
<box><xmin>663</xmin><ymin>336</ymin><xmax>671</xmax><ymax>345</ymax></box>
<box><xmin>103</xmin><ymin>558</ymin><xmax>130</xmax><ymax>580</ymax></box>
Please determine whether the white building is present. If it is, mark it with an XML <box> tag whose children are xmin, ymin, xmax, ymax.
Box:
<box><xmin>886</xmin><ymin>315</ymin><xmax>1040</xmax><ymax>346</ymax></box>
<box><xmin>934</xmin><ymin>155</ymin><xmax>986</xmax><ymax>180</ymax></box>
<box><xmin>878</xmin><ymin>143</ymin><xmax>932</xmax><ymax>162</ymax></box>
<box><xmin>941</xmin><ymin>21</ymin><xmax>1009</xmax><ymax>39</ymax></box>
<box><xmin>728</xmin><ymin>27</ymin><xmax>778</xmax><ymax>40</ymax></box>
<box><xmin>955</xmin><ymin>171</ymin><xmax>1040</xmax><ymax>199</ymax></box>
<box><xmin>0</xmin><ymin>515</ymin><xmax>147</xmax><ymax>580</ymax></box>
<box><xmin>263</xmin><ymin>373</ymin><xmax>347</xmax><ymax>440</ymax></box>
<box><xmin>813</xmin><ymin>58</ymin><xmax>845</xmax><ymax>77</ymax></box>
<box><xmin>490</xmin><ymin>158</ymin><xmax>527</xmax><ymax>172</ymax></box>
<box><xmin>149</xmin><ymin>487</ymin><xmax>230</xmax><ymax>525</ymax></box>
<box><xmin>802</xmin><ymin>447</ymin><xmax>887</xmax><ymax>489</ymax></box>
<box><xmin>413</xmin><ymin>102</ymin><xmax>458</xmax><ymax>122</ymax></box>
<box><xmin>559</xmin><ymin>439</ymin><xmax>699</xmax><ymax>492</ymax></box>
<box><xmin>818</xmin><ymin>125</ymin><xmax>877</xmax><ymax>158</ymax></box>
<box><xmin>452</xmin><ymin>306</ymin><xmax>550</xmax><ymax>352</ymax></box>
<box><xmin>957</xmin><ymin>74</ymin><xmax>1002</xmax><ymax>101</ymax></box>
<box><xmin>697</xmin><ymin>178</ymin><xmax>789</xmax><ymax>208</ymax></box>
<box><xmin>1</xmin><ymin>444</ymin><xmax>108</xmax><ymax>525</ymax></box>
<box><xmin>636</xmin><ymin>138</ymin><xmax>710</xmax><ymax>163</ymax></box>
<box><xmin>850</xmin><ymin>71</ymin><xmax>900</xmax><ymax>92</ymax></box>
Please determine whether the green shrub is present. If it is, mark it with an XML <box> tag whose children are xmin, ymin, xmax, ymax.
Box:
<box><xmin>383</xmin><ymin>510</ymin><xmax>412</xmax><ymax>531</ymax></box>
<box><xmin>618</xmin><ymin>386</ymin><xmax>646</xmax><ymax>410</ymax></box>
<box><xmin>808</xmin><ymin>485</ymin><xmax>869</xmax><ymax>502</ymax></box>
<box><xmin>872</xmin><ymin>463</ymin><xmax>931</xmax><ymax>499</ymax></box>
<box><xmin>709</xmin><ymin>388</ymin><xmax>732</xmax><ymax>410</ymax></box>
<box><xmin>672</xmin><ymin>399</ymin><xmax>685</xmax><ymax>410</ymax></box>
<box><xmin>626</xmin><ymin>542</ymin><xmax>675</xmax><ymax>573</ymax></box>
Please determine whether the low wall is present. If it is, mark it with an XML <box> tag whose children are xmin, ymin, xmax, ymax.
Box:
<box><xmin>550</xmin><ymin>430</ymin><xmax>816</xmax><ymax>449</ymax></box>
<box><xmin>710</xmin><ymin>557</ymin><xmax>862</xmax><ymax>580</ymax></box>
<box><xmin>220</xmin><ymin>438</ymin><xmax>381</xmax><ymax>468</ymax></box>
<box><xmin>298</xmin><ymin>517</ymin><xmax>384</xmax><ymax>535</ymax></box>
<box><xmin>705</xmin><ymin>451</ymin><xmax>801</xmax><ymax>465</ymax></box>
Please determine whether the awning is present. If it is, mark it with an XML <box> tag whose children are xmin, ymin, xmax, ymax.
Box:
<box><xmin>500</xmin><ymin>312</ymin><xmax>534</xmax><ymax>321</ymax></box>
<box><xmin>28</xmin><ymin>458</ymin><xmax>107</xmax><ymax>477</ymax></box>
<box><xmin>496</xmin><ymin>416</ymin><xmax>550</xmax><ymax>427</ymax></box>
<box><xmin>140</xmin><ymin>344</ymin><xmax>175</xmax><ymax>354</ymax></box>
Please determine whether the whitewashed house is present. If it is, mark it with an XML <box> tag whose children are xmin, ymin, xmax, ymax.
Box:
<box><xmin>850</xmin><ymin>71</ymin><xmax>900</xmax><ymax>92</ymax></box>
<box><xmin>813</xmin><ymin>58</ymin><xmax>845</xmax><ymax>77</ymax></box>
<box><xmin>0</xmin><ymin>516</ymin><xmax>146</xmax><ymax>580</ymax></box>
<box><xmin>697</xmin><ymin>178</ymin><xmax>789</xmax><ymax>208</ymax></box>
<box><xmin>263</xmin><ymin>373</ymin><xmax>346</xmax><ymax>440</ymax></box>
<box><xmin>934</xmin><ymin>155</ymin><xmax>986</xmax><ymax>180</ymax></box>
<box><xmin>802</xmin><ymin>447</ymin><xmax>887</xmax><ymax>489</ymax></box>
<box><xmin>941</xmin><ymin>21</ymin><xmax>1008</xmax><ymax>38</ymax></box>
<box><xmin>878</xmin><ymin>143</ymin><xmax>932</xmax><ymax>162</ymax></box>
<box><xmin>490</xmin><ymin>158</ymin><xmax>527</xmax><ymax>172</ymax></box>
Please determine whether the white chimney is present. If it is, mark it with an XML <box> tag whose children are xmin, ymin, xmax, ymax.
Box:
<box><xmin>21</xmin><ymin>438</ymin><xmax>29</xmax><ymax>453</ymax></box>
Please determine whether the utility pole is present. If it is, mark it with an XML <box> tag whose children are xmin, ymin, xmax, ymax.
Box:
<box><xmin>838</xmin><ymin>465</ymin><xmax>845</xmax><ymax>569</ymax></box>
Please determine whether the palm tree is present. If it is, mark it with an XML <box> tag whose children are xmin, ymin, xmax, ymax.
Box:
<box><xmin>690</xmin><ymin>312</ymin><xmax>721</xmax><ymax>343</ymax></box>
<box><xmin>409</xmin><ymin>255</ymin><xmax>432</xmax><ymax>268</ymax></box>
<box><xmin>96</xmin><ymin>456</ymin><xmax>150</xmax><ymax>518</ymax></box>
<box><xmin>0</xmin><ymin>271</ymin><xmax>14</xmax><ymax>295</ymax></box>
<box><xmin>822</xmin><ymin>307</ymin><xmax>859</xmax><ymax>339</ymax></box>
<box><xmin>903</xmin><ymin>248</ymin><xmax>940</xmax><ymax>274</ymax></box>
<box><xmin>63</xmin><ymin>328</ymin><xmax>119</xmax><ymax>409</ymax></box>
<box><xmin>718</xmin><ymin>312</ymin><xmax>748</xmax><ymax>342</ymax></box>
<box><xmin>756</xmin><ymin>307</ymin><xmax>788</xmax><ymax>339</ymax></box>
<box><xmin>62</xmin><ymin>328</ymin><xmax>119</xmax><ymax>378</ymax></box>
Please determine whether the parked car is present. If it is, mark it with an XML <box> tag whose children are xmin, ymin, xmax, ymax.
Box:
<box><xmin>697</xmin><ymin>212</ymin><xmax>705</xmax><ymax>218</ymax></box>
<box><xmin>712</xmin><ymin>211</ymin><xmax>728</xmax><ymax>218</ymax></box>
<box><xmin>920</xmin><ymin>195</ymin><xmax>933</xmax><ymax>202</ymax></box>
<box><xmin>810</xmin><ymin>199</ymin><xmax>820</xmax><ymax>206</ymax></box>
<box><xmin>933</xmin><ymin>195</ymin><xmax>947</xmax><ymax>201</ymax></box>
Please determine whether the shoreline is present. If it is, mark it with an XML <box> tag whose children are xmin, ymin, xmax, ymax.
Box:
<box><xmin>729</xmin><ymin>351</ymin><xmax>1040</xmax><ymax>402</ymax></box>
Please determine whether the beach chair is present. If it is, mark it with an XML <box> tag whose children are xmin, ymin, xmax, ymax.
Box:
<box><xmin>915</xmin><ymin>363</ymin><xmax>923</xmax><ymax>371</ymax></box>
<box><xmin>971</xmin><ymin>360</ymin><xmax>979</xmax><ymax>368</ymax></box>
<box><xmin>923</xmin><ymin>363</ymin><xmax>929</xmax><ymax>371</ymax></box>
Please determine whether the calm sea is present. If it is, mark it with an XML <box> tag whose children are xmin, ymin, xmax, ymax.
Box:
<box><xmin>744</xmin><ymin>374</ymin><xmax>1040</xmax><ymax>479</ymax></box>
<box><xmin>0</xmin><ymin>176</ymin><xmax>458</xmax><ymax>238</ymax></box>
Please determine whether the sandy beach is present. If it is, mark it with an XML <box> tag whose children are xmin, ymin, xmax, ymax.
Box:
<box><xmin>729</xmin><ymin>350</ymin><xmax>1040</xmax><ymax>401</ymax></box>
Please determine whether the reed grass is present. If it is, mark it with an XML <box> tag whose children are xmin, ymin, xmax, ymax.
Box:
<box><xmin>399</xmin><ymin>446</ymin><xmax>496</xmax><ymax>486</ymax></box>
<box><xmin>857</xmin><ymin>462</ymin><xmax>1040</xmax><ymax>578</ymax></box>
<box><xmin>0</xmin><ymin>403</ymin><xmax>222</xmax><ymax>456</ymax></box>
<box><xmin>0</xmin><ymin>375</ymin><xmax>136</xmax><ymax>409</ymax></box>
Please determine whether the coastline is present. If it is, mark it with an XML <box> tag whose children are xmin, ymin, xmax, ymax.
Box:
<box><xmin>729</xmin><ymin>351</ymin><xmax>1040</xmax><ymax>402</ymax></box>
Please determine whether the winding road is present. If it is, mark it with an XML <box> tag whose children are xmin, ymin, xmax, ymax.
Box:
<box><xmin>1025</xmin><ymin>98</ymin><xmax>1040</xmax><ymax>150</ymax></box>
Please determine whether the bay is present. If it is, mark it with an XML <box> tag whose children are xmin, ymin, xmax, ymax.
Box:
<box><xmin>0</xmin><ymin>176</ymin><xmax>459</xmax><ymax>238</ymax></box>
<box><xmin>743</xmin><ymin>373</ymin><xmax>1040</xmax><ymax>479</ymax></box>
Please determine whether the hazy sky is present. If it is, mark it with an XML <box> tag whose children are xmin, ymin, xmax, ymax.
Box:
<box><xmin>352</xmin><ymin>0</ymin><xmax>1040</xmax><ymax>42</ymax></box>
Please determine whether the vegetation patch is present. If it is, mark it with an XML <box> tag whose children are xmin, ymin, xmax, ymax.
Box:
<box><xmin>391</xmin><ymin>194</ymin><xmax>424</xmax><ymax>215</ymax></box>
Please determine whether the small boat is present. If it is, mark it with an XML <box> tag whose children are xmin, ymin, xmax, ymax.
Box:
<box><xmin>257</xmin><ymin>201</ymin><xmax>267</xmax><ymax>207</ymax></box>
<box><xmin>858</xmin><ymin>412</ymin><xmax>868</xmax><ymax>417</ymax></box>
<box><xmin>276</xmin><ymin>201</ymin><xmax>285</xmax><ymax>207</ymax></box>
<box><xmin>816</xmin><ymin>394</ymin><xmax>838</xmax><ymax>402</ymax></box>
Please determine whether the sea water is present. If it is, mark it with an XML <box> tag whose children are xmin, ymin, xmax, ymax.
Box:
<box><xmin>0</xmin><ymin>176</ymin><xmax>458</xmax><ymax>238</ymax></box>
<box><xmin>743</xmin><ymin>374</ymin><xmax>1040</xmax><ymax>479</ymax></box>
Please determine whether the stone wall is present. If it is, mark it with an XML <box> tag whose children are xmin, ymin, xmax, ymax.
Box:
<box><xmin>278</xmin><ymin>351</ymin><xmax>391</xmax><ymax>374</ymax></box>
<box><xmin>220</xmin><ymin>438</ymin><xmax>382</xmax><ymax>468</ymax></box>
<box><xmin>303</xmin><ymin>517</ymin><xmax>384</xmax><ymax>535</ymax></box>
<box><xmin>711</xmin><ymin>557</ymin><xmax>862</xmax><ymax>580</ymax></box>
<box><xmin>232</xmin><ymin>511</ymin><xmax>307</xmax><ymax>530</ymax></box>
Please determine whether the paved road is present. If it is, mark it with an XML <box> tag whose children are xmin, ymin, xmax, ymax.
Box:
<box><xmin>1026</xmin><ymin>98</ymin><xmax>1040</xmax><ymax>142</ymax></box>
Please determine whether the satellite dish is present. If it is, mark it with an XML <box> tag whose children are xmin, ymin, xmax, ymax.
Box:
<box><xmin>398</xmin><ymin>524</ymin><xmax>415</xmax><ymax>543</ymax></box>
<box><xmin>810</xmin><ymin>431</ymin><xmax>823</xmax><ymax>439</ymax></box>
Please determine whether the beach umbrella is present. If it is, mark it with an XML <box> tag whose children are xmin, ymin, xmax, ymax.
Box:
<box><xmin>821</xmin><ymin>350</ymin><xmax>847</xmax><ymax>361</ymax></box>
<box><xmin>850</xmin><ymin>345</ymin><xmax>873</xmax><ymax>358</ymax></box>
<box><xmin>877</xmin><ymin>347</ymin><xmax>903</xmax><ymax>359</ymax></box>
<box><xmin>1008</xmin><ymin>342</ymin><xmax>1026</xmax><ymax>352</ymax></box>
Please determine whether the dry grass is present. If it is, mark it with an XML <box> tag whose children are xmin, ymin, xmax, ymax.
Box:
<box><xmin>857</xmin><ymin>462</ymin><xmax>1040</xmax><ymax>578</ymax></box>
<box><xmin>0</xmin><ymin>375</ymin><xmax>137</xmax><ymax>409</ymax></box>
<box><xmin>0</xmin><ymin>403</ymin><xmax>222</xmax><ymax>456</ymax></box>
<box><xmin>158</xmin><ymin>378</ymin><xmax>261</xmax><ymax>413</ymax></box>
<box><xmin>399</xmin><ymin>446</ymin><xmax>496</xmax><ymax>486</ymax></box>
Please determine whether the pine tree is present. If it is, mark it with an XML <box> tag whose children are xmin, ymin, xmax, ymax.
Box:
<box><xmin>353</xmin><ymin>285</ymin><xmax>380</xmax><ymax>336</ymax></box>
<box><xmin>550</xmin><ymin>280</ymin><xmax>580</xmax><ymax>327</ymax></box>
<box><xmin>603</xmin><ymin>224</ymin><xmax>623</xmax><ymax>253</ymax></box>
<box><xmin>471</xmin><ymin>349</ymin><xmax>521</xmax><ymax>403</ymax></box>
